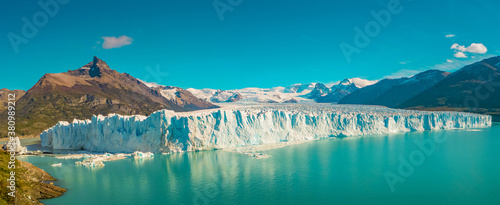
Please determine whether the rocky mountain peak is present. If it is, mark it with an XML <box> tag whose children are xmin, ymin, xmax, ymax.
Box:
<box><xmin>77</xmin><ymin>56</ymin><xmax>111</xmax><ymax>77</ymax></box>
<box><xmin>88</xmin><ymin>56</ymin><xmax>111</xmax><ymax>77</ymax></box>
<box><xmin>339</xmin><ymin>78</ymin><xmax>351</xmax><ymax>85</ymax></box>
<box><xmin>333</xmin><ymin>78</ymin><xmax>358</xmax><ymax>93</ymax></box>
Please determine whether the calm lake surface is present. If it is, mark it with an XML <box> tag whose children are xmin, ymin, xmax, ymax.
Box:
<box><xmin>21</xmin><ymin>124</ymin><xmax>500</xmax><ymax>205</ymax></box>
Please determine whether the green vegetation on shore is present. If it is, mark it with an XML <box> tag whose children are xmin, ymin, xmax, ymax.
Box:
<box><xmin>0</xmin><ymin>150</ymin><xmax>65</xmax><ymax>204</ymax></box>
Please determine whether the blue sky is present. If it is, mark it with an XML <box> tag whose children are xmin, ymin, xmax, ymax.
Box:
<box><xmin>1</xmin><ymin>0</ymin><xmax>499</xmax><ymax>90</ymax></box>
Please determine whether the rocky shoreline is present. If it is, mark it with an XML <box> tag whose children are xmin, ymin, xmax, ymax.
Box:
<box><xmin>0</xmin><ymin>149</ymin><xmax>66</xmax><ymax>204</ymax></box>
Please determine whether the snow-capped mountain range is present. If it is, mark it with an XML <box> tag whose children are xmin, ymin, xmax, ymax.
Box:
<box><xmin>186</xmin><ymin>78</ymin><xmax>378</xmax><ymax>104</ymax></box>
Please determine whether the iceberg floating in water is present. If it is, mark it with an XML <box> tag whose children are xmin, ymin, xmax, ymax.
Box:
<box><xmin>131</xmin><ymin>151</ymin><xmax>154</xmax><ymax>159</ymax></box>
<box><xmin>40</xmin><ymin>104</ymin><xmax>492</xmax><ymax>153</ymax></box>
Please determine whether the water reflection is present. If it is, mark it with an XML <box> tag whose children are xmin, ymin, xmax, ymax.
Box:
<box><xmin>18</xmin><ymin>125</ymin><xmax>500</xmax><ymax>205</ymax></box>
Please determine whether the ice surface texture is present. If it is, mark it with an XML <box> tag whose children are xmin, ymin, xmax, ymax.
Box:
<box><xmin>40</xmin><ymin>104</ymin><xmax>492</xmax><ymax>153</ymax></box>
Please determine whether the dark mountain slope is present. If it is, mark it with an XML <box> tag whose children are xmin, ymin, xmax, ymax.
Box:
<box><xmin>338</xmin><ymin>70</ymin><xmax>450</xmax><ymax>107</ymax></box>
<box><xmin>370</xmin><ymin>70</ymin><xmax>450</xmax><ymax>107</ymax></box>
<box><xmin>400</xmin><ymin>56</ymin><xmax>500</xmax><ymax>109</ymax></box>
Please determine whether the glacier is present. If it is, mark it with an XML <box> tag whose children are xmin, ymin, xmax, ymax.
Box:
<box><xmin>40</xmin><ymin>104</ymin><xmax>492</xmax><ymax>153</ymax></box>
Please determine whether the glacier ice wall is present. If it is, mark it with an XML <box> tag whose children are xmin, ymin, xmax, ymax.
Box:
<box><xmin>40</xmin><ymin>104</ymin><xmax>492</xmax><ymax>153</ymax></box>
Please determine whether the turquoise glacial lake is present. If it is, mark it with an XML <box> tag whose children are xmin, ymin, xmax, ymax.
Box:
<box><xmin>21</xmin><ymin>124</ymin><xmax>500</xmax><ymax>205</ymax></box>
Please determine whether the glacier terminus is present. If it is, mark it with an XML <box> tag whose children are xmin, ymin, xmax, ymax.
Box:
<box><xmin>40</xmin><ymin>104</ymin><xmax>492</xmax><ymax>153</ymax></box>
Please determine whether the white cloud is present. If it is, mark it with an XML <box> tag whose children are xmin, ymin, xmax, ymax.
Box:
<box><xmin>451</xmin><ymin>43</ymin><xmax>487</xmax><ymax>53</ymax></box>
<box><xmin>464</xmin><ymin>43</ymin><xmax>487</xmax><ymax>54</ymax></box>
<box><xmin>102</xmin><ymin>35</ymin><xmax>133</xmax><ymax>49</ymax></box>
<box><xmin>451</xmin><ymin>43</ymin><xmax>462</xmax><ymax>50</ymax></box>
<box><xmin>446</xmin><ymin>59</ymin><xmax>453</xmax><ymax>63</ymax></box>
<box><xmin>454</xmin><ymin>51</ymin><xmax>467</xmax><ymax>58</ymax></box>
<box><xmin>445</xmin><ymin>34</ymin><xmax>455</xmax><ymax>38</ymax></box>
<box><xmin>450</xmin><ymin>43</ymin><xmax>487</xmax><ymax>59</ymax></box>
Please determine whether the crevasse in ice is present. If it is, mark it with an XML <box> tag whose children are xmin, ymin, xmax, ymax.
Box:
<box><xmin>40</xmin><ymin>104</ymin><xmax>492</xmax><ymax>153</ymax></box>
